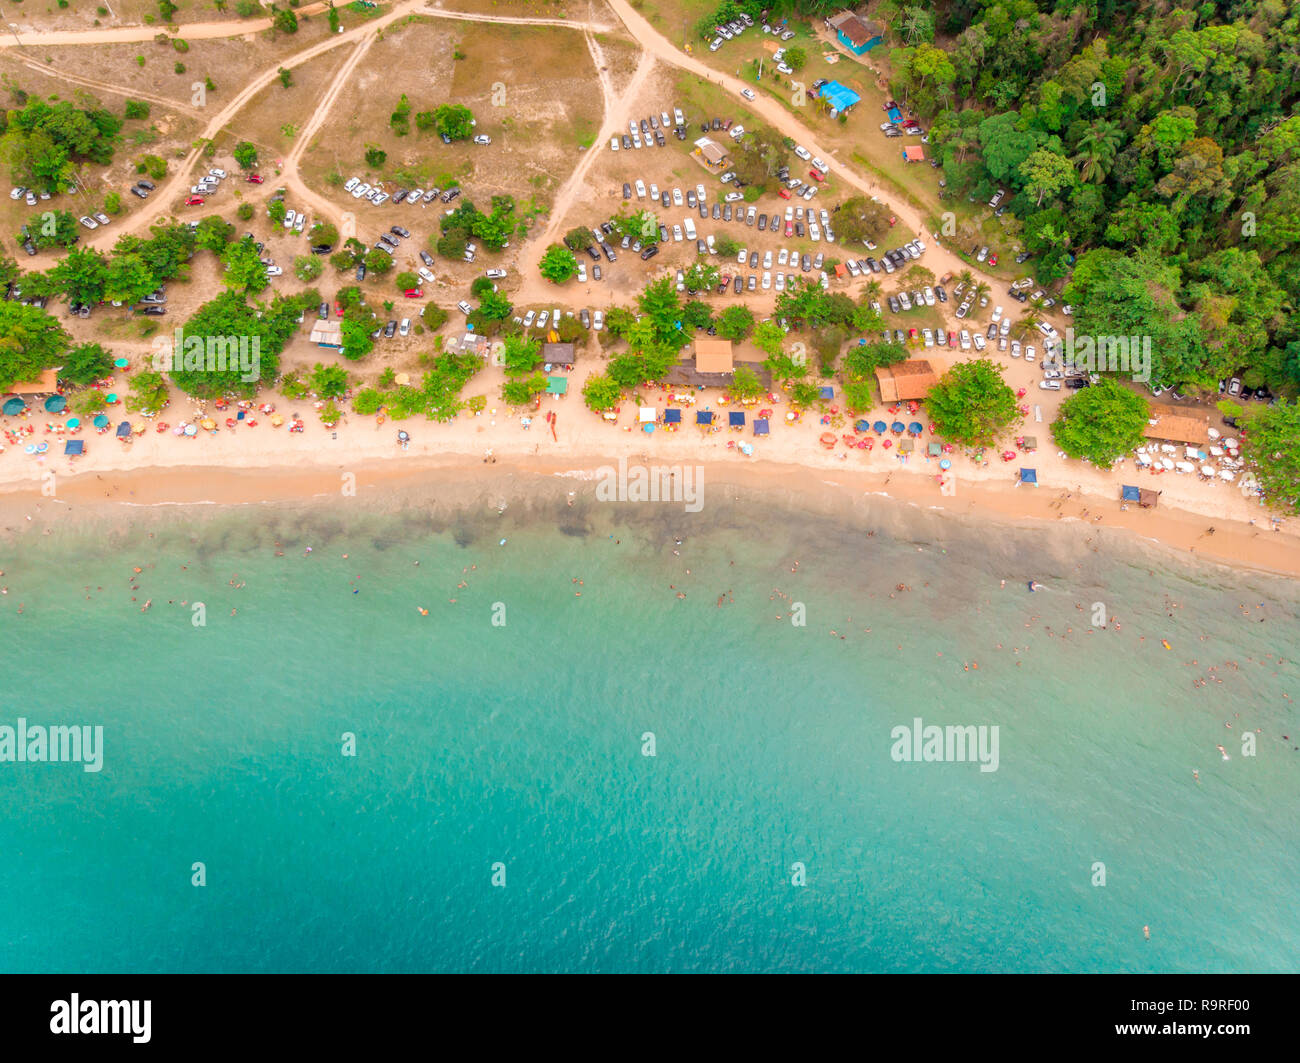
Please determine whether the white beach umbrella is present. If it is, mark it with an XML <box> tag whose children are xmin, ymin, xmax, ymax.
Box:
<box><xmin>1207</xmin><ymin>427</ymin><xmax>1220</xmax><ymax>439</ymax></box>
<box><xmin>1176</xmin><ymin>461</ymin><xmax>1194</xmax><ymax>473</ymax></box>
<box><xmin>1209</xmin><ymin>446</ymin><xmax>1224</xmax><ymax>457</ymax></box>
<box><xmin>1135</xmin><ymin>453</ymin><xmax>1151</xmax><ymax>466</ymax></box>
<box><xmin>1200</xmin><ymin>465</ymin><xmax>1215</xmax><ymax>477</ymax></box>
<box><xmin>1162</xmin><ymin>457</ymin><xmax>1175</xmax><ymax>470</ymax></box>
<box><xmin>1219</xmin><ymin>469</ymin><xmax>1236</xmax><ymax>481</ymax></box>
<box><xmin>1223</xmin><ymin>438</ymin><xmax>1238</xmax><ymax>448</ymax></box>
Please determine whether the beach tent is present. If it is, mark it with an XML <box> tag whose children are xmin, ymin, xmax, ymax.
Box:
<box><xmin>64</xmin><ymin>439</ymin><xmax>84</xmax><ymax>455</ymax></box>
<box><xmin>753</xmin><ymin>418</ymin><xmax>769</xmax><ymax>436</ymax></box>
<box><xmin>887</xmin><ymin>107</ymin><xmax>903</xmax><ymax>123</ymax></box>
<box><xmin>545</xmin><ymin>376</ymin><xmax>568</xmax><ymax>395</ymax></box>
<box><xmin>928</xmin><ymin>442</ymin><xmax>942</xmax><ymax>456</ymax></box>
<box><xmin>820</xmin><ymin>386</ymin><xmax>835</xmax><ymax>401</ymax></box>
<box><xmin>2</xmin><ymin>397</ymin><xmax>25</xmax><ymax>415</ymax></box>
<box><xmin>1019</xmin><ymin>468</ymin><xmax>1038</xmax><ymax>485</ymax></box>
<box><xmin>664</xmin><ymin>408</ymin><xmax>682</xmax><ymax>424</ymax></box>
<box><xmin>116</xmin><ymin>421</ymin><xmax>132</xmax><ymax>438</ymax></box>
<box><xmin>639</xmin><ymin>407</ymin><xmax>656</xmax><ymax>423</ymax></box>
<box><xmin>43</xmin><ymin>395</ymin><xmax>67</xmax><ymax>413</ymax></box>
<box><xmin>93</xmin><ymin>414</ymin><xmax>110</xmax><ymax>428</ymax></box>
<box><xmin>696</xmin><ymin>411</ymin><xmax>714</xmax><ymax>425</ymax></box>
<box><xmin>729</xmin><ymin>411</ymin><xmax>745</xmax><ymax>427</ymax></box>
<box><xmin>899</xmin><ymin>438</ymin><xmax>914</xmax><ymax>453</ymax></box>
<box><xmin>1121</xmin><ymin>485</ymin><xmax>1141</xmax><ymax>503</ymax></box>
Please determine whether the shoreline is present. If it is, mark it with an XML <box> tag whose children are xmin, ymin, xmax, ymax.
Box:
<box><xmin>4</xmin><ymin>445</ymin><xmax>1298</xmax><ymax>581</ymax></box>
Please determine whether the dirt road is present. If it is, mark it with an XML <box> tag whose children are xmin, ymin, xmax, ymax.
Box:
<box><xmin>1</xmin><ymin>3</ymin><xmax>331</xmax><ymax>46</ymax></box>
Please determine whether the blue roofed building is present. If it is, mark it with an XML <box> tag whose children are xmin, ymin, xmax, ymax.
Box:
<box><xmin>825</xmin><ymin>11</ymin><xmax>884</xmax><ymax>55</ymax></box>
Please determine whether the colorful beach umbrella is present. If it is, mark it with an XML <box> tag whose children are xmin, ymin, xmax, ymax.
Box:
<box><xmin>44</xmin><ymin>395</ymin><xmax>67</xmax><ymax>413</ymax></box>
<box><xmin>939</xmin><ymin>459</ymin><xmax>951</xmax><ymax>470</ymax></box>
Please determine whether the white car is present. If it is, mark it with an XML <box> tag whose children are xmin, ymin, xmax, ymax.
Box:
<box><xmin>793</xmin><ymin>145</ymin><xmax>811</xmax><ymax>161</ymax></box>
<box><xmin>537</xmin><ymin>310</ymin><xmax>549</xmax><ymax>328</ymax></box>
<box><xmin>696</xmin><ymin>183</ymin><xmax>706</xmax><ymax>202</ymax></box>
<box><xmin>973</xmin><ymin>334</ymin><xmax>986</xmax><ymax>351</ymax></box>
<box><xmin>344</xmin><ymin>177</ymin><xmax>360</xmax><ymax>192</ymax></box>
<box><xmin>593</xmin><ymin>310</ymin><xmax>604</xmax><ymax>331</ymax></box>
<box><xmin>635</xmin><ymin>180</ymin><xmax>646</xmax><ymax>198</ymax></box>
<box><xmin>762</xmin><ymin>250</ymin><xmax>773</xmax><ymax>269</ymax></box>
<box><xmin>417</xmin><ymin>267</ymin><xmax>435</xmax><ymax>283</ymax></box>
<box><xmin>399</xmin><ymin>317</ymin><xmax>410</xmax><ymax>337</ymax></box>
<box><xmin>991</xmin><ymin>305</ymin><xmax>1003</xmax><ymax>322</ymax></box>
<box><xmin>777</xmin><ymin>249</ymin><xmax>788</xmax><ymax>266</ymax></box>
<box><xmin>741</xmin><ymin>88</ymin><xmax>756</xmax><ymax>101</ymax></box>
<box><xmin>486</xmin><ymin>268</ymin><xmax>507</xmax><ymax>279</ymax></box>
<box><xmin>672</xmin><ymin>224</ymin><xmax>683</xmax><ymax>242</ymax></box>
<box><xmin>293</xmin><ymin>214</ymin><xmax>306</xmax><ymax>233</ymax></box>
<box><xmin>1000</xmin><ymin>317</ymin><xmax>1011</xmax><ymax>337</ymax></box>
<box><xmin>774</xmin><ymin>273</ymin><xmax>785</xmax><ymax>291</ymax></box>
<box><xmin>737</xmin><ymin>248</ymin><xmax>748</xmax><ymax>265</ymax></box>
<box><xmin>672</xmin><ymin>188</ymin><xmax>683</xmax><ymax>206</ymax></box>
<box><xmin>409</xmin><ymin>189</ymin><xmax>424</xmax><ymax>203</ymax></box>
<box><xmin>724</xmin><ymin>191</ymin><xmax>744</xmax><ymax>202</ymax></box>
<box><xmin>761</xmin><ymin>270</ymin><xmax>771</xmax><ymax>289</ymax></box>
<box><xmin>1039</xmin><ymin>379</ymin><xmax>1061</xmax><ymax>390</ymax></box>
<box><xmin>352</xmin><ymin>183</ymin><xmax>370</xmax><ymax>199</ymax></box>
<box><xmin>577</xmin><ymin>263</ymin><xmax>587</xmax><ymax>282</ymax></box>
<box><xmin>459</xmin><ymin>301</ymin><xmax>475</xmax><ymax>315</ymax></box>
<box><xmin>266</xmin><ymin>265</ymin><xmax>283</xmax><ymax>277</ymax></box>
<box><xmin>1011</xmin><ymin>341</ymin><xmax>1022</xmax><ymax>358</ymax></box>
<box><xmin>959</xmin><ymin>330</ymin><xmax>971</xmax><ymax>350</ymax></box>
<box><xmin>610</xmin><ymin>137</ymin><xmax>620</xmax><ymax>151</ymax></box>
<box><xmin>1024</xmin><ymin>345</ymin><xmax>1036</xmax><ymax>363</ymax></box>
<box><xmin>522</xmin><ymin>309</ymin><xmax>536</xmax><ymax>327</ymax></box>
<box><xmin>283</xmin><ymin>210</ymin><xmax>296</xmax><ymax>229</ymax></box>
<box><xmin>371</xmin><ymin>193</ymin><xmax>389</xmax><ymax>206</ymax></box>
<box><xmin>209</xmin><ymin>168</ymin><xmax>227</xmax><ymax>179</ymax></box>
<box><xmin>676</xmin><ymin>270</ymin><xmax>685</xmax><ymax>292</ymax></box>
<box><xmin>78</xmin><ymin>216</ymin><xmax>99</xmax><ymax>229</ymax></box>
<box><xmin>922</xmin><ymin>286</ymin><xmax>935</xmax><ymax>307</ymax></box>
<box><xmin>650</xmin><ymin>183</ymin><xmax>660</xmax><ymax>201</ymax></box>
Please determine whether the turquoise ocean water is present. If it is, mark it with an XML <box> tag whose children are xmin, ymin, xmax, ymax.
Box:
<box><xmin>1</xmin><ymin>483</ymin><xmax>1297</xmax><ymax>973</ymax></box>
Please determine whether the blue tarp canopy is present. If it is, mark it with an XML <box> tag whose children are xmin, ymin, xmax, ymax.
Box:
<box><xmin>818</xmin><ymin>81</ymin><xmax>861</xmax><ymax>112</ymax></box>
<box><xmin>819</xmin><ymin>386</ymin><xmax>834</xmax><ymax>400</ymax></box>
<box><xmin>887</xmin><ymin>107</ymin><xmax>903</xmax><ymax>123</ymax></box>
<box><xmin>664</xmin><ymin>408</ymin><xmax>682</xmax><ymax>424</ymax></box>
<box><xmin>116</xmin><ymin>420</ymin><xmax>131</xmax><ymax>438</ymax></box>
<box><xmin>696</xmin><ymin>411</ymin><xmax>714</xmax><ymax>425</ymax></box>
<box><xmin>728</xmin><ymin>411</ymin><xmax>745</xmax><ymax>426</ymax></box>
<box><xmin>64</xmin><ymin>439</ymin><xmax>84</xmax><ymax>455</ymax></box>
<box><xmin>1019</xmin><ymin>468</ymin><xmax>1038</xmax><ymax>484</ymax></box>
<box><xmin>1121</xmin><ymin>485</ymin><xmax>1141</xmax><ymax>502</ymax></box>
<box><xmin>753</xmin><ymin>418</ymin><xmax>769</xmax><ymax>435</ymax></box>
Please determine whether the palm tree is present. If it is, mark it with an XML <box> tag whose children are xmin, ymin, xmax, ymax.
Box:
<box><xmin>1072</xmin><ymin>120</ymin><xmax>1121</xmax><ymax>184</ymax></box>
<box><xmin>958</xmin><ymin>268</ymin><xmax>974</xmax><ymax>290</ymax></box>
<box><xmin>1016</xmin><ymin>312</ymin><xmax>1043</xmax><ymax>339</ymax></box>
<box><xmin>972</xmin><ymin>280</ymin><xmax>991</xmax><ymax>306</ymax></box>
<box><xmin>861</xmin><ymin>279</ymin><xmax>882</xmax><ymax>301</ymax></box>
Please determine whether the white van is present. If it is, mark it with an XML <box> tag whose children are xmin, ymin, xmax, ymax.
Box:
<box><xmin>683</xmin><ymin>217</ymin><xmax>697</xmax><ymax>240</ymax></box>
<box><xmin>635</xmin><ymin>180</ymin><xmax>646</xmax><ymax>199</ymax></box>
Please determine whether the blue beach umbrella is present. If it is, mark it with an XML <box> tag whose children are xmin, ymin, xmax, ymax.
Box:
<box><xmin>890</xmin><ymin>421</ymin><xmax>905</xmax><ymax>434</ymax></box>
<box><xmin>66</xmin><ymin>417</ymin><xmax>80</xmax><ymax>429</ymax></box>
<box><xmin>939</xmin><ymin>459</ymin><xmax>951</xmax><ymax>470</ymax></box>
<box><xmin>873</xmin><ymin>421</ymin><xmax>886</xmax><ymax>434</ymax></box>
<box><xmin>908</xmin><ymin>421</ymin><xmax>923</xmax><ymax>435</ymax></box>
<box><xmin>855</xmin><ymin>419</ymin><xmax>871</xmax><ymax>432</ymax></box>
<box><xmin>44</xmin><ymin>395</ymin><xmax>67</xmax><ymax>413</ymax></box>
<box><xmin>2</xmin><ymin>397</ymin><xmax>25</xmax><ymax>416</ymax></box>
<box><xmin>93</xmin><ymin>414</ymin><xmax>110</xmax><ymax>429</ymax></box>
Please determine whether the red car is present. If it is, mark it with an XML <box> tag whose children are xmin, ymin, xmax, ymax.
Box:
<box><xmin>809</xmin><ymin>168</ymin><xmax>825</xmax><ymax>182</ymax></box>
<box><xmin>778</xmin><ymin>188</ymin><xmax>791</xmax><ymax>200</ymax></box>
<box><xmin>908</xmin><ymin>327</ymin><xmax>918</xmax><ymax>343</ymax></box>
<box><xmin>245</xmin><ymin>174</ymin><xmax>264</xmax><ymax>184</ymax></box>
<box><xmin>948</xmin><ymin>333</ymin><xmax>957</xmax><ymax>348</ymax></box>
<box><xmin>988</xmin><ymin>253</ymin><xmax>998</xmax><ymax>267</ymax></box>
<box><xmin>784</xmin><ymin>221</ymin><xmax>794</xmax><ymax>237</ymax></box>
<box><xmin>403</xmin><ymin>287</ymin><xmax>424</xmax><ymax>298</ymax></box>
<box><xmin>185</xmin><ymin>195</ymin><xmax>204</xmax><ymax>206</ymax></box>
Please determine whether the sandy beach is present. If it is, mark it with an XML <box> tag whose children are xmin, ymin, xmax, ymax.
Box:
<box><xmin>2</xmin><ymin>365</ymin><xmax>1297</xmax><ymax>580</ymax></box>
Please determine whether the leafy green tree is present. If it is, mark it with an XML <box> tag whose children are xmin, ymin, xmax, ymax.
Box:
<box><xmin>124</xmin><ymin>100</ymin><xmax>150</xmax><ymax>120</ymax></box>
<box><xmin>501</xmin><ymin>334</ymin><xmax>543</xmax><ymax>377</ymax></box>
<box><xmin>194</xmin><ymin>215</ymin><xmax>236</xmax><ymax>253</ymax></box>
<box><xmin>1243</xmin><ymin>400</ymin><xmax>1300</xmax><ymax>514</ymax></box>
<box><xmin>49</xmin><ymin>247</ymin><xmax>109</xmax><ymax>304</ymax></box>
<box><xmin>1019</xmin><ymin>148</ymin><xmax>1076</xmax><ymax>207</ymax></box>
<box><xmin>273</xmin><ymin>8</ymin><xmax>299</xmax><ymax>34</ymax></box>
<box><xmin>221</xmin><ymin>237</ymin><xmax>269</xmax><ymax>293</ymax></box>
<box><xmin>751</xmin><ymin>321</ymin><xmax>786</xmax><ymax>359</ymax></box>
<box><xmin>731</xmin><ymin>365</ymin><xmax>764</xmax><ymax>401</ymax></box>
<box><xmin>59</xmin><ymin>342</ymin><xmax>115</xmax><ymax>387</ymax></box>
<box><xmin>295</xmin><ymin>255</ymin><xmax>323</xmax><ymax>282</ymax></box>
<box><xmin>539</xmin><ymin>244</ymin><xmax>578</xmax><ymax>283</ymax></box>
<box><xmin>309</xmin><ymin>363</ymin><xmax>349</xmax><ymax>399</ymax></box>
<box><xmin>563</xmin><ymin>226</ymin><xmax>595</xmax><ymax>251</ymax></box>
<box><xmin>31</xmin><ymin>210</ymin><xmax>81</xmax><ymax>250</ymax></box>
<box><xmin>1050</xmin><ymin>379</ymin><xmax>1149</xmax><ymax>467</ymax></box>
<box><xmin>364</xmin><ymin>249</ymin><xmax>392</xmax><ymax>275</ymax></box>
<box><xmin>103</xmin><ymin>253</ymin><xmax>158</xmax><ymax>305</ymax></box>
<box><xmin>364</xmin><ymin>145</ymin><xmax>386</xmax><ymax>168</ymax></box>
<box><xmin>170</xmin><ymin>290</ymin><xmax>294</xmax><ymax>396</ymax></box>
<box><xmin>126</xmin><ymin>369</ymin><xmax>170</xmax><ymax>414</ymax></box>
<box><xmin>582</xmin><ymin>372</ymin><xmax>622</xmax><ymax>412</ymax></box>
<box><xmin>340</xmin><ymin>315</ymin><xmax>375</xmax><ymax>361</ymax></box>
<box><xmin>310</xmin><ymin>221</ymin><xmax>339</xmax><ymax>247</ymax></box>
<box><xmin>784</xmin><ymin>47</ymin><xmax>806</xmax><ymax>71</ymax></box>
<box><xmin>926</xmin><ymin>359</ymin><xmax>1019</xmax><ymax>447</ymax></box>
<box><xmin>232</xmin><ymin>141</ymin><xmax>259</xmax><ymax>170</ymax></box>
<box><xmin>715</xmin><ymin>305</ymin><xmax>754</xmax><ymax>341</ymax></box>
<box><xmin>422</xmin><ymin>303</ymin><xmax>448</xmax><ymax>331</ymax></box>
<box><xmin>434</xmin><ymin>104</ymin><xmax>475</xmax><ymax>141</ymax></box>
